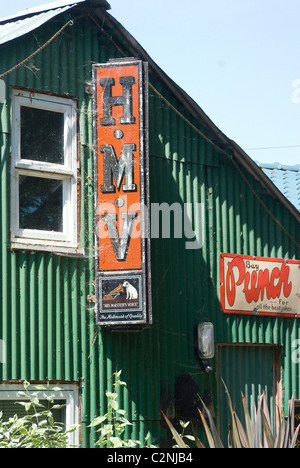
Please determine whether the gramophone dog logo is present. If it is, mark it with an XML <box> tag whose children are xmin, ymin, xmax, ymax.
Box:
<box><xmin>100</xmin><ymin>276</ymin><xmax>142</xmax><ymax>313</ymax></box>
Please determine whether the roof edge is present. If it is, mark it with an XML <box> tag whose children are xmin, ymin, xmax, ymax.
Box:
<box><xmin>257</xmin><ymin>161</ymin><xmax>300</xmax><ymax>172</ymax></box>
<box><xmin>0</xmin><ymin>0</ymin><xmax>110</xmax><ymax>25</ymax></box>
<box><xmin>104</xmin><ymin>10</ymin><xmax>300</xmax><ymax>225</ymax></box>
<box><xmin>231</xmin><ymin>140</ymin><xmax>300</xmax><ymax>223</ymax></box>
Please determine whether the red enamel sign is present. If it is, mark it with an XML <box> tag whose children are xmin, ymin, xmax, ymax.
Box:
<box><xmin>220</xmin><ymin>253</ymin><xmax>300</xmax><ymax>317</ymax></box>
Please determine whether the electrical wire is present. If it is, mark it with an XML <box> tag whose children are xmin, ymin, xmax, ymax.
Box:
<box><xmin>245</xmin><ymin>145</ymin><xmax>300</xmax><ymax>151</ymax></box>
<box><xmin>0</xmin><ymin>17</ymin><xmax>80</xmax><ymax>80</ymax></box>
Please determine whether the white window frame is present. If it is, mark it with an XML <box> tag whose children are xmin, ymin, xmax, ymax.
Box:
<box><xmin>0</xmin><ymin>383</ymin><xmax>80</xmax><ymax>447</ymax></box>
<box><xmin>11</xmin><ymin>89</ymin><xmax>82</xmax><ymax>255</ymax></box>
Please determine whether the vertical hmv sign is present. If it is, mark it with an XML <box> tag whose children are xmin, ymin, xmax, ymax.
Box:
<box><xmin>93</xmin><ymin>59</ymin><xmax>151</xmax><ymax>328</ymax></box>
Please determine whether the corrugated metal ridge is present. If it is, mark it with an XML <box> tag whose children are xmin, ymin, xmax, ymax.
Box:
<box><xmin>258</xmin><ymin>164</ymin><xmax>300</xmax><ymax>211</ymax></box>
<box><xmin>257</xmin><ymin>161</ymin><xmax>300</xmax><ymax>172</ymax></box>
<box><xmin>104</xmin><ymin>10</ymin><xmax>300</xmax><ymax>225</ymax></box>
<box><xmin>0</xmin><ymin>6</ymin><xmax>75</xmax><ymax>46</ymax></box>
<box><xmin>230</xmin><ymin>140</ymin><xmax>300</xmax><ymax>224</ymax></box>
<box><xmin>0</xmin><ymin>0</ymin><xmax>110</xmax><ymax>25</ymax></box>
<box><xmin>0</xmin><ymin>1</ymin><xmax>83</xmax><ymax>24</ymax></box>
<box><xmin>0</xmin><ymin>0</ymin><xmax>111</xmax><ymax>46</ymax></box>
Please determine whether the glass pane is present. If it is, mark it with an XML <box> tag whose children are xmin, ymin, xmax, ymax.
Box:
<box><xmin>0</xmin><ymin>399</ymin><xmax>66</xmax><ymax>426</ymax></box>
<box><xmin>19</xmin><ymin>176</ymin><xmax>63</xmax><ymax>232</ymax></box>
<box><xmin>21</xmin><ymin>106</ymin><xmax>64</xmax><ymax>164</ymax></box>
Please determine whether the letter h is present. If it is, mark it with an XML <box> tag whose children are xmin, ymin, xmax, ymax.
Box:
<box><xmin>100</xmin><ymin>76</ymin><xmax>136</xmax><ymax>126</ymax></box>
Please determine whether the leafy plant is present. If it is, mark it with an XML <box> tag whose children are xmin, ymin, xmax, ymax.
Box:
<box><xmin>0</xmin><ymin>381</ymin><xmax>77</xmax><ymax>448</ymax></box>
<box><xmin>163</xmin><ymin>380</ymin><xmax>300</xmax><ymax>449</ymax></box>
<box><xmin>89</xmin><ymin>370</ymin><xmax>154</xmax><ymax>448</ymax></box>
<box><xmin>0</xmin><ymin>371</ymin><xmax>156</xmax><ymax>449</ymax></box>
<box><xmin>162</xmin><ymin>415</ymin><xmax>198</xmax><ymax>448</ymax></box>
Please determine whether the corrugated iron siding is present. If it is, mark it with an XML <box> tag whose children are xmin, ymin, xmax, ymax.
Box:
<box><xmin>0</xmin><ymin>12</ymin><xmax>299</xmax><ymax>447</ymax></box>
<box><xmin>148</xmin><ymin>79</ymin><xmax>299</xmax><ymax>390</ymax></box>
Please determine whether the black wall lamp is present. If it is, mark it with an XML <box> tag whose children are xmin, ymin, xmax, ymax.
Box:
<box><xmin>196</xmin><ymin>322</ymin><xmax>214</xmax><ymax>373</ymax></box>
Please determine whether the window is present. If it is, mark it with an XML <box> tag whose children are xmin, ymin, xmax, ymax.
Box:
<box><xmin>11</xmin><ymin>89</ymin><xmax>81</xmax><ymax>254</ymax></box>
<box><xmin>0</xmin><ymin>383</ymin><xmax>80</xmax><ymax>447</ymax></box>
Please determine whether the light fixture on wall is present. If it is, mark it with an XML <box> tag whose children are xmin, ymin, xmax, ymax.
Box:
<box><xmin>197</xmin><ymin>322</ymin><xmax>214</xmax><ymax>373</ymax></box>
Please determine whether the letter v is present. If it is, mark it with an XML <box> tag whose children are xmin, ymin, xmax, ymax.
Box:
<box><xmin>102</xmin><ymin>212</ymin><xmax>138</xmax><ymax>261</ymax></box>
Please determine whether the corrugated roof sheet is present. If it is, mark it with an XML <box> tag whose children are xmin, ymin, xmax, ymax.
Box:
<box><xmin>0</xmin><ymin>4</ymin><xmax>78</xmax><ymax>45</ymax></box>
<box><xmin>0</xmin><ymin>0</ymin><xmax>83</xmax><ymax>24</ymax></box>
<box><xmin>257</xmin><ymin>162</ymin><xmax>300</xmax><ymax>211</ymax></box>
<box><xmin>0</xmin><ymin>0</ymin><xmax>110</xmax><ymax>46</ymax></box>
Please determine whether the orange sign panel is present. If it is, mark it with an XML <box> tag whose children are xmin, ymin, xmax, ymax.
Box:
<box><xmin>93</xmin><ymin>59</ymin><xmax>151</xmax><ymax>328</ymax></box>
<box><xmin>95</xmin><ymin>63</ymin><xmax>141</xmax><ymax>271</ymax></box>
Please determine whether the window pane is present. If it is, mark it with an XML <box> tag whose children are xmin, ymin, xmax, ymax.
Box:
<box><xmin>21</xmin><ymin>106</ymin><xmax>64</xmax><ymax>164</ymax></box>
<box><xmin>0</xmin><ymin>399</ymin><xmax>66</xmax><ymax>426</ymax></box>
<box><xmin>19</xmin><ymin>176</ymin><xmax>63</xmax><ymax>232</ymax></box>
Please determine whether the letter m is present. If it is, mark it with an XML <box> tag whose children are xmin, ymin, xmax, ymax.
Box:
<box><xmin>100</xmin><ymin>144</ymin><xmax>137</xmax><ymax>193</ymax></box>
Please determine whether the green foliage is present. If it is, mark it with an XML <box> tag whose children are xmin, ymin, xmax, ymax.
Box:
<box><xmin>3</xmin><ymin>372</ymin><xmax>298</xmax><ymax>449</ymax></box>
<box><xmin>0</xmin><ymin>381</ymin><xmax>77</xmax><ymax>448</ymax></box>
<box><xmin>89</xmin><ymin>370</ymin><xmax>154</xmax><ymax>448</ymax></box>
<box><xmin>162</xmin><ymin>412</ymin><xmax>196</xmax><ymax>448</ymax></box>
<box><xmin>163</xmin><ymin>380</ymin><xmax>300</xmax><ymax>449</ymax></box>
<box><xmin>0</xmin><ymin>371</ymin><xmax>155</xmax><ymax>449</ymax></box>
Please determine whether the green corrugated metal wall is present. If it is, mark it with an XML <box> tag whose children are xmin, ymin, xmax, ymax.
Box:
<box><xmin>217</xmin><ymin>345</ymin><xmax>277</xmax><ymax>438</ymax></box>
<box><xmin>0</xmin><ymin>10</ymin><xmax>299</xmax><ymax>447</ymax></box>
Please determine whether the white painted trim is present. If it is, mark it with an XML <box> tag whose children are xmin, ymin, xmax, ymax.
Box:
<box><xmin>0</xmin><ymin>383</ymin><xmax>80</xmax><ymax>447</ymax></box>
<box><xmin>11</xmin><ymin>241</ymin><xmax>85</xmax><ymax>257</ymax></box>
<box><xmin>11</xmin><ymin>89</ymin><xmax>79</xmax><ymax>253</ymax></box>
